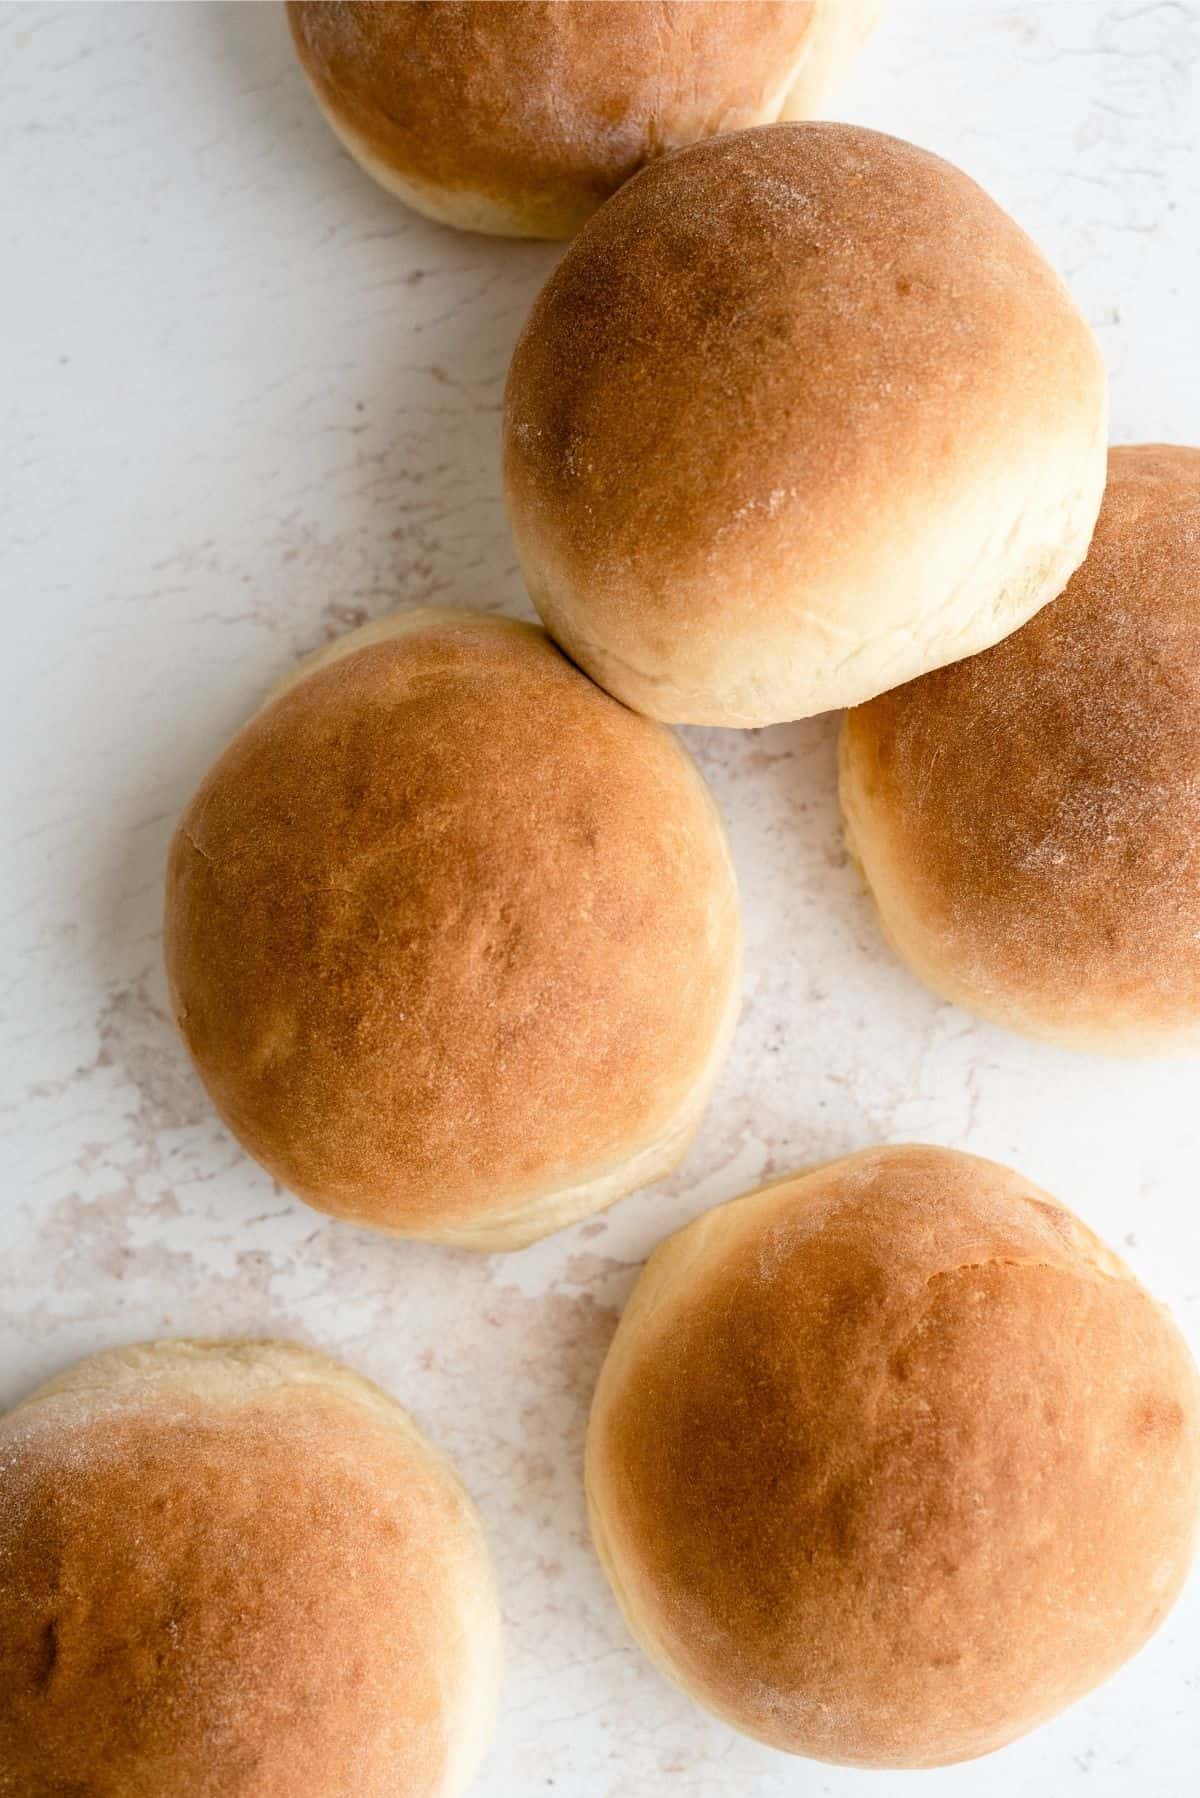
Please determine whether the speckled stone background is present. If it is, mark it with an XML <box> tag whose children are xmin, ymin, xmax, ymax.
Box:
<box><xmin>3</xmin><ymin>3</ymin><xmax>1199</xmax><ymax>1792</ymax></box>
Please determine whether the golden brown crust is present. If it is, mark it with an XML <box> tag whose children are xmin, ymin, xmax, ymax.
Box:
<box><xmin>841</xmin><ymin>444</ymin><xmax>1200</xmax><ymax>1052</ymax></box>
<box><xmin>163</xmin><ymin>611</ymin><xmax>741</xmax><ymax>1246</ymax></box>
<box><xmin>0</xmin><ymin>1340</ymin><xmax>501</xmax><ymax>1798</ymax></box>
<box><xmin>286</xmin><ymin>2</ymin><xmax>875</xmax><ymax>238</ymax></box>
<box><xmin>587</xmin><ymin>1145</ymin><xmax>1200</xmax><ymax>1767</ymax></box>
<box><xmin>503</xmin><ymin>121</ymin><xmax>1107</xmax><ymax>725</ymax></box>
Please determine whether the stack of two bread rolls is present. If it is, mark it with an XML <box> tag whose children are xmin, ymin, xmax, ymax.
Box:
<box><xmin>503</xmin><ymin>112</ymin><xmax>1200</xmax><ymax>1054</ymax></box>
<box><xmin>5</xmin><ymin>7</ymin><xmax>1198</xmax><ymax>1795</ymax></box>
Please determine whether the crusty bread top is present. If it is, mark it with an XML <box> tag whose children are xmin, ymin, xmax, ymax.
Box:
<box><xmin>164</xmin><ymin>612</ymin><xmax>739</xmax><ymax>1237</ymax></box>
<box><xmin>587</xmin><ymin>1145</ymin><xmax>1200</xmax><ymax>1767</ymax></box>
<box><xmin>503</xmin><ymin>122</ymin><xmax>1106</xmax><ymax>721</ymax></box>
<box><xmin>842</xmin><ymin>446</ymin><xmax>1200</xmax><ymax>1047</ymax></box>
<box><xmin>0</xmin><ymin>1339</ymin><xmax>500</xmax><ymax>1798</ymax></box>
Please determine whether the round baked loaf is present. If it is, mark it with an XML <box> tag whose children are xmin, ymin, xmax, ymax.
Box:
<box><xmin>841</xmin><ymin>445</ymin><xmax>1200</xmax><ymax>1053</ymax></box>
<box><xmin>503</xmin><ymin>122</ymin><xmax>1108</xmax><ymax>726</ymax></box>
<box><xmin>586</xmin><ymin>1144</ymin><xmax>1200</xmax><ymax>1767</ymax></box>
<box><xmin>164</xmin><ymin>609</ymin><xmax>741</xmax><ymax>1248</ymax></box>
<box><xmin>286</xmin><ymin>0</ymin><xmax>880</xmax><ymax>238</ymax></box>
<box><xmin>0</xmin><ymin>1339</ymin><xmax>501</xmax><ymax>1798</ymax></box>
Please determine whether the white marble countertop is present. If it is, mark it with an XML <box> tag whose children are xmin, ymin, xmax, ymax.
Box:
<box><xmin>3</xmin><ymin>3</ymin><xmax>1199</xmax><ymax>1792</ymax></box>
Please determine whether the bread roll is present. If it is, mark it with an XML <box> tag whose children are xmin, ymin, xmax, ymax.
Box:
<box><xmin>0</xmin><ymin>1339</ymin><xmax>501</xmax><ymax>1797</ymax></box>
<box><xmin>586</xmin><ymin>1144</ymin><xmax>1200</xmax><ymax>1767</ymax></box>
<box><xmin>503</xmin><ymin>122</ymin><xmax>1108</xmax><ymax>726</ymax></box>
<box><xmin>841</xmin><ymin>445</ymin><xmax>1200</xmax><ymax>1054</ymax></box>
<box><xmin>164</xmin><ymin>609</ymin><xmax>741</xmax><ymax>1249</ymax></box>
<box><xmin>286</xmin><ymin>1</ymin><xmax>880</xmax><ymax>238</ymax></box>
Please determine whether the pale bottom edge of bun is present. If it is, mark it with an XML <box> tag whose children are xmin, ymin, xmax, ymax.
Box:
<box><xmin>6</xmin><ymin>1337</ymin><xmax>505</xmax><ymax>1798</ymax></box>
<box><xmin>512</xmin><ymin>429</ymin><xmax>1109</xmax><ymax>728</ymax></box>
<box><xmin>837</xmin><ymin>722</ymin><xmax>1200</xmax><ymax>1058</ymax></box>
<box><xmin>308</xmin><ymin>88</ymin><xmax>586</xmax><ymax>239</ymax></box>
<box><xmin>779</xmin><ymin>0</ymin><xmax>883</xmax><ymax>119</ymax></box>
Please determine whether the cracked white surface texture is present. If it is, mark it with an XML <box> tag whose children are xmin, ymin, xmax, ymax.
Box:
<box><xmin>2</xmin><ymin>4</ymin><xmax>1198</xmax><ymax>1794</ymax></box>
